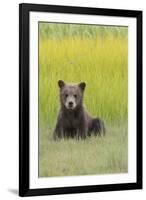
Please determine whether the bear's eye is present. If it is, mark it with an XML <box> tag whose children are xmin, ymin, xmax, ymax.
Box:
<box><xmin>65</xmin><ymin>94</ymin><xmax>68</xmax><ymax>98</ymax></box>
<box><xmin>74</xmin><ymin>94</ymin><xmax>77</xmax><ymax>98</ymax></box>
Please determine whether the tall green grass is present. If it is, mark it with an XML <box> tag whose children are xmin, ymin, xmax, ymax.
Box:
<box><xmin>39</xmin><ymin>23</ymin><xmax>128</xmax><ymax>40</ymax></box>
<box><xmin>39</xmin><ymin>23</ymin><xmax>128</xmax><ymax>177</ymax></box>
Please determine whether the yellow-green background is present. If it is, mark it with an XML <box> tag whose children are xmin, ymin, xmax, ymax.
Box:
<box><xmin>39</xmin><ymin>23</ymin><xmax>128</xmax><ymax>177</ymax></box>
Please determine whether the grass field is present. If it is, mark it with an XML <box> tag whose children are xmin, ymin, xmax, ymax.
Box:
<box><xmin>39</xmin><ymin>23</ymin><xmax>128</xmax><ymax>177</ymax></box>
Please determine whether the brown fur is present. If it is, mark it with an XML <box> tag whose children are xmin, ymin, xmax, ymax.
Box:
<box><xmin>53</xmin><ymin>80</ymin><xmax>105</xmax><ymax>140</ymax></box>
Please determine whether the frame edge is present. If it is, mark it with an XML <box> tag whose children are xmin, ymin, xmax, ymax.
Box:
<box><xmin>19</xmin><ymin>3</ymin><xmax>30</xmax><ymax>197</ymax></box>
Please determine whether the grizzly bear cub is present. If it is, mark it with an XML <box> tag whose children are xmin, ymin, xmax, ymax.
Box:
<box><xmin>53</xmin><ymin>80</ymin><xmax>105</xmax><ymax>140</ymax></box>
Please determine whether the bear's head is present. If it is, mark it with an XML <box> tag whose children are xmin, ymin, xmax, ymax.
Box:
<box><xmin>58</xmin><ymin>80</ymin><xmax>86</xmax><ymax>110</ymax></box>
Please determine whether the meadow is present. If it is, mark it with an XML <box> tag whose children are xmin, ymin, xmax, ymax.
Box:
<box><xmin>39</xmin><ymin>23</ymin><xmax>128</xmax><ymax>177</ymax></box>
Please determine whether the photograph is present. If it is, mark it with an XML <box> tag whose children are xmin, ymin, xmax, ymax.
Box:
<box><xmin>19</xmin><ymin>3</ymin><xmax>142</xmax><ymax>196</ymax></box>
<box><xmin>38</xmin><ymin>22</ymin><xmax>128</xmax><ymax>177</ymax></box>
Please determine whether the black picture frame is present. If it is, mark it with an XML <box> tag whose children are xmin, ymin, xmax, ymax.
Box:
<box><xmin>19</xmin><ymin>3</ymin><xmax>143</xmax><ymax>197</ymax></box>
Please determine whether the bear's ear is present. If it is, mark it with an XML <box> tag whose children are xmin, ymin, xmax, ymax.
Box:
<box><xmin>58</xmin><ymin>80</ymin><xmax>65</xmax><ymax>89</ymax></box>
<box><xmin>79</xmin><ymin>82</ymin><xmax>86</xmax><ymax>91</ymax></box>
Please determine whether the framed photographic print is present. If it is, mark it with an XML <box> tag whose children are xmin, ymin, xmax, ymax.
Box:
<box><xmin>19</xmin><ymin>3</ymin><xmax>142</xmax><ymax>197</ymax></box>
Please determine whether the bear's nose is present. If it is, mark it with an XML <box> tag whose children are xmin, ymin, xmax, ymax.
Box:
<box><xmin>69</xmin><ymin>101</ymin><xmax>73</xmax><ymax>106</ymax></box>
